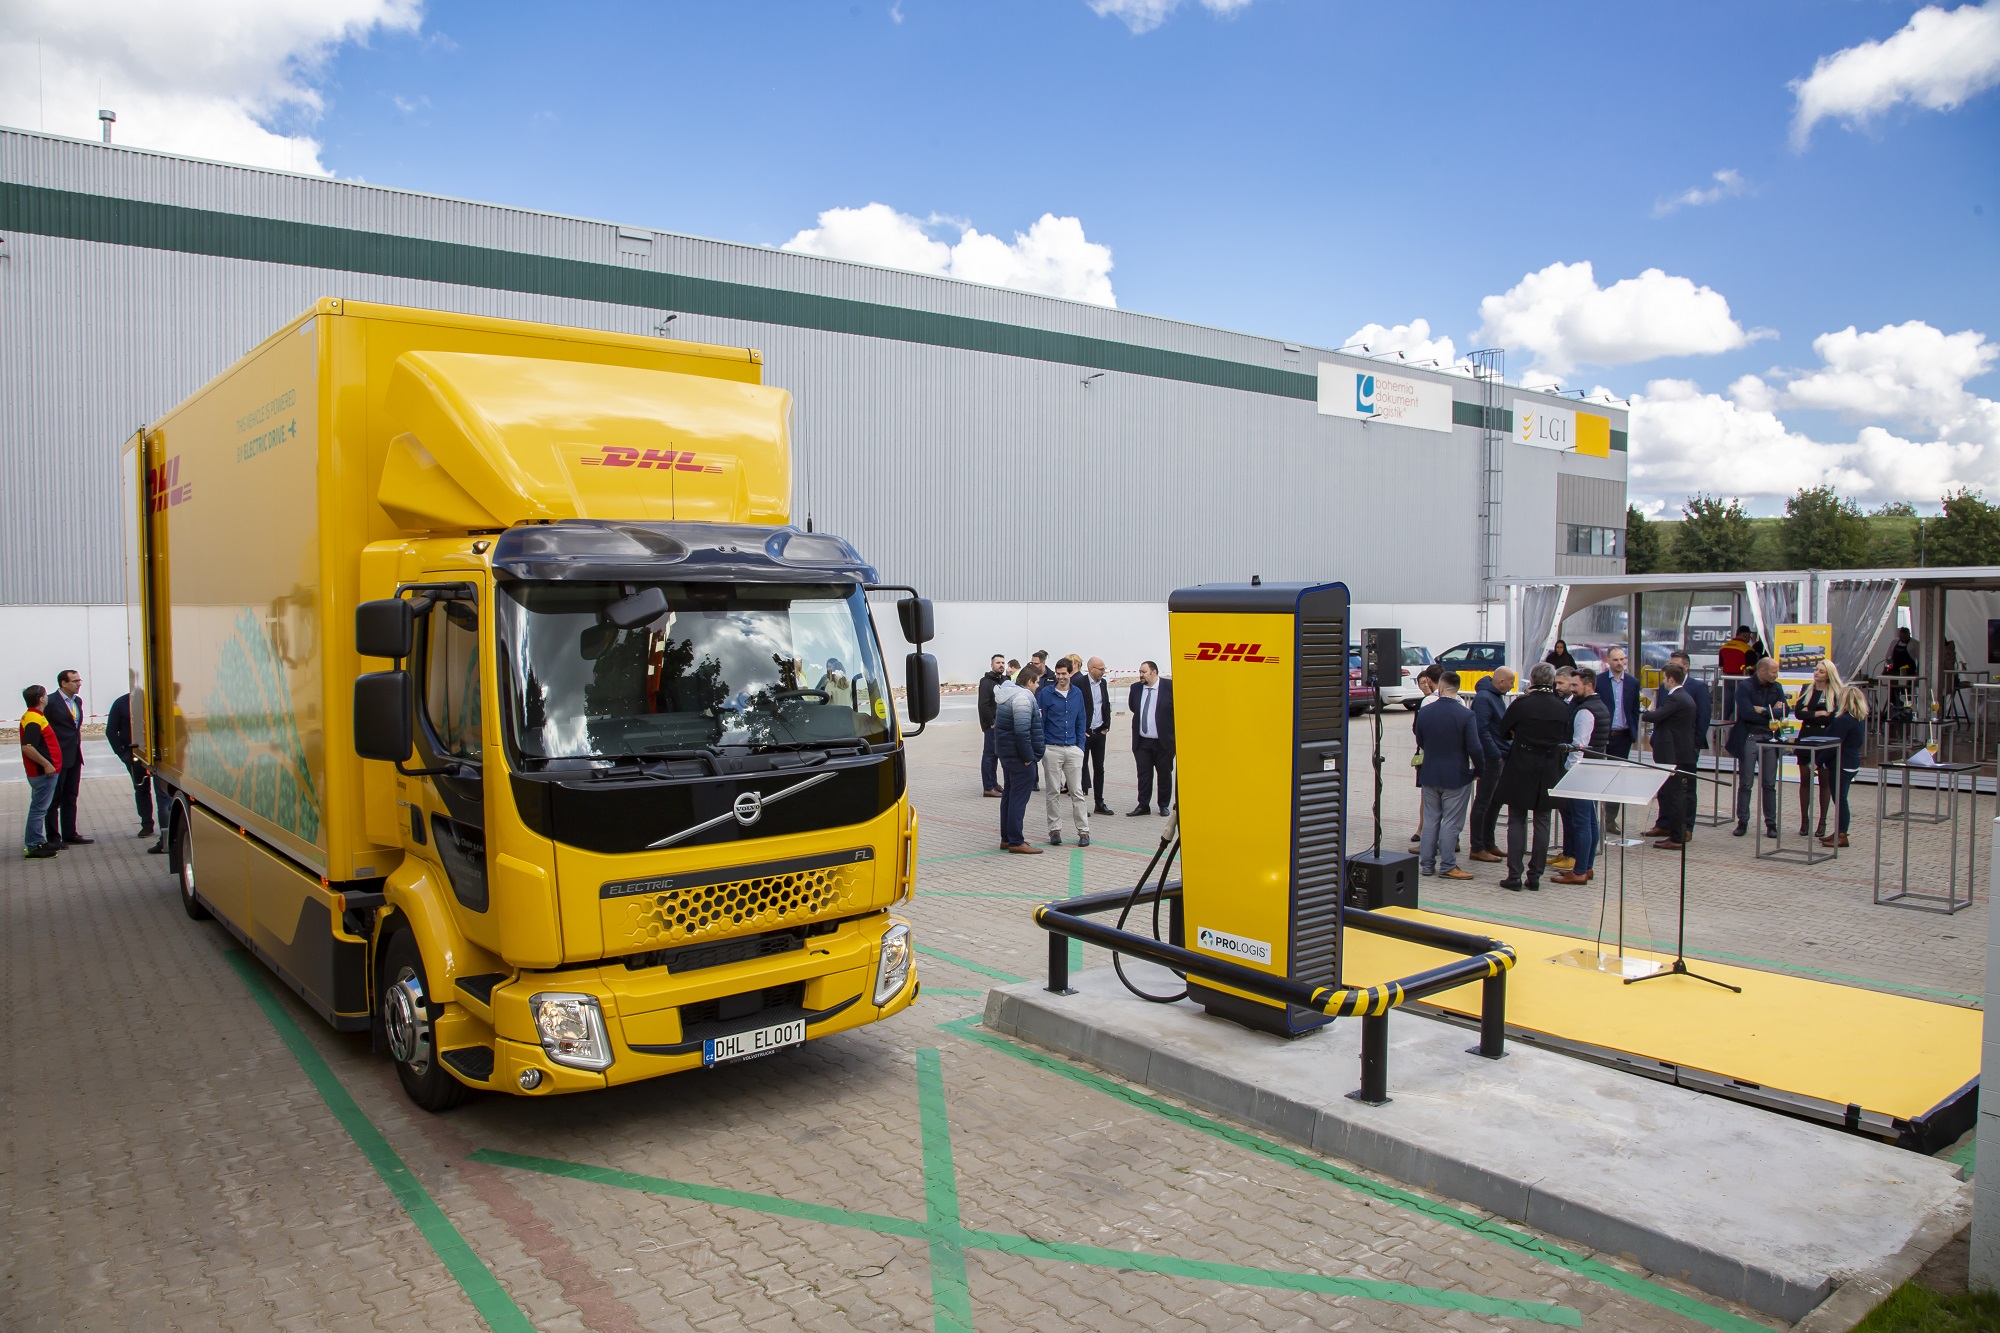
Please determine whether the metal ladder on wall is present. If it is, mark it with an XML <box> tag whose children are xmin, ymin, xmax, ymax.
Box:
<box><xmin>1469</xmin><ymin>349</ymin><xmax>1505</xmax><ymax>639</ymax></box>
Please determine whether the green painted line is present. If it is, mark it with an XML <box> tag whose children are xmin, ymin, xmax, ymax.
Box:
<box><xmin>917</xmin><ymin>1050</ymin><xmax>975</xmax><ymax>1333</ymax></box>
<box><xmin>468</xmin><ymin>1150</ymin><xmax>927</xmax><ymax>1239</ymax></box>
<box><xmin>1424</xmin><ymin>900</ymin><xmax>1982</xmax><ymax>1004</ymax></box>
<box><xmin>919</xmin><ymin>850</ymin><xmax>1011</xmax><ymax>865</ymax></box>
<box><xmin>1084</xmin><ymin>837</ymin><xmax>1173</xmax><ymax>857</ymax></box>
<box><xmin>483</xmin><ymin>1066</ymin><xmax>1582</xmax><ymax>1328</ymax></box>
<box><xmin>1067</xmin><ymin>849</ymin><xmax>1085</xmax><ymax>975</ymax></box>
<box><xmin>917</xmin><ymin>944</ymin><xmax>1025</xmax><ymax>986</ymax></box>
<box><xmin>1949</xmin><ymin>1138</ymin><xmax>1977</xmax><ymax>1180</ymax></box>
<box><xmin>962</xmin><ymin>1229</ymin><xmax>1579</xmax><ymax>1326</ymax></box>
<box><xmin>936</xmin><ymin>1016</ymin><xmax>1764</xmax><ymax>1333</ymax></box>
<box><xmin>928</xmin><ymin>988</ymin><xmax>987</xmax><ymax>997</ymax></box>
<box><xmin>224</xmin><ymin>953</ymin><xmax>537</xmax><ymax>1333</ymax></box>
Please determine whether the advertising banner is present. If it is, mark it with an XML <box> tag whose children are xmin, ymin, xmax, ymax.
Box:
<box><xmin>1317</xmin><ymin>363</ymin><xmax>1453</xmax><ymax>434</ymax></box>
<box><xmin>1684</xmin><ymin>603</ymin><xmax>1737</xmax><ymax>668</ymax></box>
<box><xmin>1773</xmin><ymin>624</ymin><xmax>1833</xmax><ymax>682</ymax></box>
<box><xmin>1513</xmin><ymin>399</ymin><xmax>1612</xmax><ymax>456</ymax></box>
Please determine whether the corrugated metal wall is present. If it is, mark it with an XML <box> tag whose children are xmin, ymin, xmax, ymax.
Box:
<box><xmin>0</xmin><ymin>129</ymin><xmax>1625</xmax><ymax>608</ymax></box>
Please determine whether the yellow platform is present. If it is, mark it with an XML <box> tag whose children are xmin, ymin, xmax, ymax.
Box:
<box><xmin>1344</xmin><ymin>907</ymin><xmax>1981</xmax><ymax>1146</ymax></box>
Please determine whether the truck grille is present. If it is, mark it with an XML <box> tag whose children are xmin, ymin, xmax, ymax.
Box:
<box><xmin>603</xmin><ymin>852</ymin><xmax>871</xmax><ymax>951</ymax></box>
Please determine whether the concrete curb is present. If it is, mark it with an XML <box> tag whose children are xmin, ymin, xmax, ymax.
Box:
<box><xmin>986</xmin><ymin>972</ymin><xmax>1972</xmax><ymax>1325</ymax></box>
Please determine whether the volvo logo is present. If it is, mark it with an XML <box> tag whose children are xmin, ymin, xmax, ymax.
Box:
<box><xmin>647</xmin><ymin>769</ymin><xmax>840</xmax><ymax>850</ymax></box>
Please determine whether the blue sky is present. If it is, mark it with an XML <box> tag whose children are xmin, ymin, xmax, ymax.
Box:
<box><xmin>5</xmin><ymin>0</ymin><xmax>1997</xmax><ymax>514</ymax></box>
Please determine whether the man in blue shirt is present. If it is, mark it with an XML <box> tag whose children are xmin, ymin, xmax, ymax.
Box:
<box><xmin>1037</xmin><ymin>661</ymin><xmax>1092</xmax><ymax>847</ymax></box>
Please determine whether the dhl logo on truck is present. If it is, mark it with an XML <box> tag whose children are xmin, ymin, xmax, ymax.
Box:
<box><xmin>148</xmin><ymin>456</ymin><xmax>193</xmax><ymax>511</ymax></box>
<box><xmin>579</xmin><ymin>445</ymin><xmax>722</xmax><ymax>473</ymax></box>
<box><xmin>1184</xmin><ymin>641</ymin><xmax>1280</xmax><ymax>665</ymax></box>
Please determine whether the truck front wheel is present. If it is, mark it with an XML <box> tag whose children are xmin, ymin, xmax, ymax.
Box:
<box><xmin>381</xmin><ymin>931</ymin><xmax>473</xmax><ymax>1112</ymax></box>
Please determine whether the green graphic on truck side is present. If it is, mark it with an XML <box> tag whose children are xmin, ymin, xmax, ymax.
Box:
<box><xmin>186</xmin><ymin>608</ymin><xmax>323</xmax><ymax>846</ymax></box>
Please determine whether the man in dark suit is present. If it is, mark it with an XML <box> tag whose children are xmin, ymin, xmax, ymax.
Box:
<box><xmin>1642</xmin><ymin>650</ymin><xmax>1712</xmax><ymax>838</ymax></box>
<box><xmin>44</xmin><ymin>669</ymin><xmax>92</xmax><ymax>845</ymax></box>
<box><xmin>106</xmin><ymin>691</ymin><xmax>168</xmax><ymax>850</ymax></box>
<box><xmin>1127</xmin><ymin>660</ymin><xmax>1175</xmax><ymax>816</ymax></box>
<box><xmin>1598</xmin><ymin>646</ymin><xmax>1642</xmax><ymax>833</ymax></box>
<box><xmin>1642</xmin><ymin>662</ymin><xmax>1700</xmax><ymax>849</ymax></box>
<box><xmin>1078</xmin><ymin>657</ymin><xmax>1118</xmax><ymax>817</ymax></box>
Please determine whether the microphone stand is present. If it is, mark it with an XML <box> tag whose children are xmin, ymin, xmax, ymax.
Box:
<box><xmin>1571</xmin><ymin>744</ymin><xmax>1739</xmax><ymax>993</ymax></box>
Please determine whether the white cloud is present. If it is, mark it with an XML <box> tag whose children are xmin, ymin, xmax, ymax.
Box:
<box><xmin>1652</xmin><ymin>168</ymin><xmax>1747</xmax><ymax>217</ymax></box>
<box><xmin>1791</xmin><ymin>1</ymin><xmax>2000</xmax><ymax>148</ymax></box>
<box><xmin>782</xmin><ymin>203</ymin><xmax>1116</xmax><ymax>306</ymax></box>
<box><xmin>0</xmin><ymin>0</ymin><xmax>420</xmax><ymax>174</ymax></box>
<box><xmin>1627</xmin><ymin>323</ymin><xmax>2000</xmax><ymax>509</ymax></box>
<box><xmin>1781</xmin><ymin>321</ymin><xmax>1998</xmax><ymax>426</ymax></box>
<box><xmin>1628</xmin><ymin>379</ymin><xmax>1877</xmax><ymax>501</ymax></box>
<box><xmin>1473</xmin><ymin>260</ymin><xmax>1768</xmax><ymax>378</ymax></box>
<box><xmin>1340</xmin><ymin>318</ymin><xmax>1458</xmax><ymax>368</ymax></box>
<box><xmin>1087</xmin><ymin>0</ymin><xmax>1252</xmax><ymax>36</ymax></box>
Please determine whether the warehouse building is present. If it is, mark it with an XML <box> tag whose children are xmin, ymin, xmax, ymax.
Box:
<box><xmin>0</xmin><ymin>127</ymin><xmax>1628</xmax><ymax>717</ymax></box>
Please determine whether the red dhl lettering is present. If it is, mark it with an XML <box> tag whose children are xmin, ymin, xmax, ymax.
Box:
<box><xmin>1181</xmin><ymin>641</ymin><xmax>1280</xmax><ymax>665</ymax></box>
<box><xmin>578</xmin><ymin>445</ymin><xmax>722</xmax><ymax>473</ymax></box>
<box><xmin>148</xmin><ymin>455</ymin><xmax>193</xmax><ymax>511</ymax></box>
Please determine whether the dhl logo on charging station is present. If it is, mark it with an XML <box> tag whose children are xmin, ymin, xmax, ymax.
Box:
<box><xmin>1184</xmin><ymin>641</ymin><xmax>1281</xmax><ymax>665</ymax></box>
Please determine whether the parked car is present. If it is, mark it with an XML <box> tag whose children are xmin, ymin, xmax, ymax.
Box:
<box><xmin>1436</xmin><ymin>641</ymin><xmax>1506</xmax><ymax>692</ymax></box>
<box><xmin>1384</xmin><ymin>644</ymin><xmax>1435</xmax><ymax>709</ymax></box>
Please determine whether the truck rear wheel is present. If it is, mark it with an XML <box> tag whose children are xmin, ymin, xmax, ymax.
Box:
<box><xmin>381</xmin><ymin>931</ymin><xmax>473</xmax><ymax>1112</ymax></box>
<box><xmin>175</xmin><ymin>814</ymin><xmax>210</xmax><ymax>921</ymax></box>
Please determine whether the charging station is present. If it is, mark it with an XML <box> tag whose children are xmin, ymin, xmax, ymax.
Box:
<box><xmin>1170</xmin><ymin>581</ymin><xmax>1349</xmax><ymax>1037</ymax></box>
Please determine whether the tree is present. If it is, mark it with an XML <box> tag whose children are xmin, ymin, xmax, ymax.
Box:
<box><xmin>1921</xmin><ymin>488</ymin><xmax>2000</xmax><ymax>567</ymax></box>
<box><xmin>1672</xmin><ymin>493</ymin><xmax>1755</xmax><ymax>572</ymax></box>
<box><xmin>1624</xmin><ymin>504</ymin><xmax>1663</xmax><ymax>573</ymax></box>
<box><xmin>1779</xmin><ymin>486</ymin><xmax>1870</xmax><ymax>569</ymax></box>
<box><xmin>1871</xmin><ymin>500</ymin><xmax>1917</xmax><ymax>518</ymax></box>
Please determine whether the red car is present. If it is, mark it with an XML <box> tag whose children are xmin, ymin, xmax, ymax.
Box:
<box><xmin>1348</xmin><ymin>646</ymin><xmax>1377</xmax><ymax>713</ymax></box>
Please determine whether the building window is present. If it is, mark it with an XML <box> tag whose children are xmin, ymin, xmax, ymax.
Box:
<box><xmin>1565</xmin><ymin>524</ymin><xmax>1623</xmax><ymax>558</ymax></box>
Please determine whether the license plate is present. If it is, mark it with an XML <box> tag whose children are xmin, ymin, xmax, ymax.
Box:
<box><xmin>703</xmin><ymin>1018</ymin><xmax>807</xmax><ymax>1067</ymax></box>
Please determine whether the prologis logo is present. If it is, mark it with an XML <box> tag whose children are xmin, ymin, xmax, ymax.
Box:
<box><xmin>579</xmin><ymin>446</ymin><xmax>722</xmax><ymax>473</ymax></box>
<box><xmin>1183</xmin><ymin>641</ymin><xmax>1280</xmax><ymax>665</ymax></box>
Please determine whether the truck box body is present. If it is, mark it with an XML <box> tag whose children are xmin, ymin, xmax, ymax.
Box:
<box><xmin>127</xmin><ymin>301</ymin><xmax>922</xmax><ymax>1099</ymax></box>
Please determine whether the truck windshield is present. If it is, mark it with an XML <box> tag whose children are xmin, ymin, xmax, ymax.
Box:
<box><xmin>496</xmin><ymin>580</ymin><xmax>894</xmax><ymax>762</ymax></box>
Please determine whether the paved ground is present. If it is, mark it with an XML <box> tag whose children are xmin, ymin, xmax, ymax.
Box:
<box><xmin>3</xmin><ymin>708</ymin><xmax>1980</xmax><ymax>1331</ymax></box>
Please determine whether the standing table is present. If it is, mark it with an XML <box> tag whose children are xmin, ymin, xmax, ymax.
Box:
<box><xmin>1753</xmin><ymin>737</ymin><xmax>1842</xmax><ymax>865</ymax></box>
<box><xmin>1874</xmin><ymin>759</ymin><xmax>1980</xmax><ymax>914</ymax></box>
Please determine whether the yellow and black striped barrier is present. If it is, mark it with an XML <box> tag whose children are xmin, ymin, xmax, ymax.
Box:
<box><xmin>1034</xmin><ymin>888</ymin><xmax>1517</xmax><ymax>1104</ymax></box>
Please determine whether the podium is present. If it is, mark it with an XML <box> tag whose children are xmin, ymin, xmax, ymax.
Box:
<box><xmin>1548</xmin><ymin>758</ymin><xmax>1673</xmax><ymax>979</ymax></box>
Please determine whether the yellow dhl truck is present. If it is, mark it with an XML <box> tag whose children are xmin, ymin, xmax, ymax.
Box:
<box><xmin>124</xmin><ymin>300</ymin><xmax>938</xmax><ymax>1109</ymax></box>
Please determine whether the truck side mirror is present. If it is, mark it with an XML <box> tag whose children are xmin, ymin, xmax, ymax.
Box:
<box><xmin>354</xmin><ymin>671</ymin><xmax>414</xmax><ymax>761</ymax></box>
<box><xmin>905</xmin><ymin>653</ymin><xmax>940</xmax><ymax>725</ymax></box>
<box><xmin>897</xmin><ymin>596</ymin><xmax>934</xmax><ymax>645</ymax></box>
<box><xmin>357</xmin><ymin>599</ymin><xmax>414</xmax><ymax>659</ymax></box>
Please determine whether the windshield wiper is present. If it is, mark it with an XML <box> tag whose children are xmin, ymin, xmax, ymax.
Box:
<box><xmin>591</xmin><ymin>748</ymin><xmax>724</xmax><ymax>776</ymax></box>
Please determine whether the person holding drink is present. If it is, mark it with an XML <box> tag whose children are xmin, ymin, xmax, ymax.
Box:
<box><xmin>1791</xmin><ymin>661</ymin><xmax>1842</xmax><ymax>840</ymax></box>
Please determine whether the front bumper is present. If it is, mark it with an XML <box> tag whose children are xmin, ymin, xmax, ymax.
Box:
<box><xmin>475</xmin><ymin>911</ymin><xmax>919</xmax><ymax>1095</ymax></box>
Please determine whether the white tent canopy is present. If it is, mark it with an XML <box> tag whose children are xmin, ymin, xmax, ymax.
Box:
<box><xmin>1498</xmin><ymin>566</ymin><xmax>2000</xmax><ymax>683</ymax></box>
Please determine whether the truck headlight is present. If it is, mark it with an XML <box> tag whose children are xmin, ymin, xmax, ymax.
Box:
<box><xmin>874</xmin><ymin>922</ymin><xmax>913</xmax><ymax>1006</ymax></box>
<box><xmin>529</xmin><ymin>992</ymin><xmax>613</xmax><ymax>1071</ymax></box>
